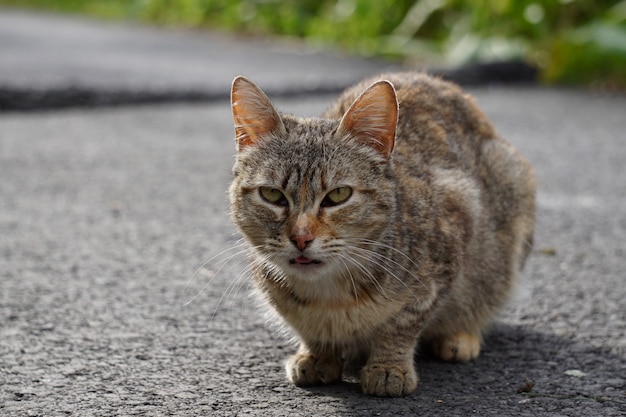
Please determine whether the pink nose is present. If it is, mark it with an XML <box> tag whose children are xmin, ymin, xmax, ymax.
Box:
<box><xmin>290</xmin><ymin>231</ymin><xmax>314</xmax><ymax>251</ymax></box>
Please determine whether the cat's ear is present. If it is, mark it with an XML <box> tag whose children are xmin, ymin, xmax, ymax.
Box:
<box><xmin>231</xmin><ymin>76</ymin><xmax>286</xmax><ymax>151</ymax></box>
<box><xmin>337</xmin><ymin>80</ymin><xmax>398</xmax><ymax>158</ymax></box>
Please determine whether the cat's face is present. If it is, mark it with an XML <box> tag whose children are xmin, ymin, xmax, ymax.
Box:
<box><xmin>229</xmin><ymin>76</ymin><xmax>398</xmax><ymax>283</ymax></box>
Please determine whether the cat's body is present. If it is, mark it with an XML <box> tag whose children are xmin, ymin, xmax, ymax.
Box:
<box><xmin>229</xmin><ymin>73</ymin><xmax>535</xmax><ymax>397</ymax></box>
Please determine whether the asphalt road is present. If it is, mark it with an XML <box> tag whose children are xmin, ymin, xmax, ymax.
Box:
<box><xmin>0</xmin><ymin>9</ymin><xmax>397</xmax><ymax>110</ymax></box>
<box><xmin>1</xmin><ymin>9</ymin><xmax>625</xmax><ymax>417</ymax></box>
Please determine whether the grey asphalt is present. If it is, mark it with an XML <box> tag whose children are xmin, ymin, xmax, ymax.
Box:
<box><xmin>1</xmin><ymin>9</ymin><xmax>625</xmax><ymax>417</ymax></box>
<box><xmin>0</xmin><ymin>9</ymin><xmax>398</xmax><ymax>110</ymax></box>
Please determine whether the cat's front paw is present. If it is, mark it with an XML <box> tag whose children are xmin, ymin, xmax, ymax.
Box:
<box><xmin>360</xmin><ymin>362</ymin><xmax>418</xmax><ymax>397</ymax></box>
<box><xmin>286</xmin><ymin>353</ymin><xmax>342</xmax><ymax>386</ymax></box>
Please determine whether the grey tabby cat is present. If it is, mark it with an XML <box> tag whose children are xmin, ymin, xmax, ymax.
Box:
<box><xmin>228</xmin><ymin>72</ymin><xmax>535</xmax><ymax>397</ymax></box>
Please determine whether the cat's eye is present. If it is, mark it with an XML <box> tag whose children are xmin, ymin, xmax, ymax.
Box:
<box><xmin>322</xmin><ymin>187</ymin><xmax>352</xmax><ymax>207</ymax></box>
<box><xmin>260</xmin><ymin>187</ymin><xmax>287</xmax><ymax>206</ymax></box>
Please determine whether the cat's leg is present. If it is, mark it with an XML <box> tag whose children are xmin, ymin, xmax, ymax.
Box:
<box><xmin>428</xmin><ymin>331</ymin><xmax>481</xmax><ymax>362</ymax></box>
<box><xmin>425</xmin><ymin>213</ymin><xmax>533</xmax><ymax>362</ymax></box>
<box><xmin>286</xmin><ymin>343</ymin><xmax>343</xmax><ymax>386</ymax></box>
<box><xmin>360</xmin><ymin>331</ymin><xmax>419</xmax><ymax>397</ymax></box>
<box><xmin>420</xmin><ymin>298</ymin><xmax>485</xmax><ymax>362</ymax></box>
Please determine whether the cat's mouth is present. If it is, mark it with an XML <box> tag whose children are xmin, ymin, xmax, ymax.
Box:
<box><xmin>289</xmin><ymin>256</ymin><xmax>322</xmax><ymax>266</ymax></box>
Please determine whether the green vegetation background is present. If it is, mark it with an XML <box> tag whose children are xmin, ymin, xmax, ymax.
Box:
<box><xmin>3</xmin><ymin>0</ymin><xmax>625</xmax><ymax>87</ymax></box>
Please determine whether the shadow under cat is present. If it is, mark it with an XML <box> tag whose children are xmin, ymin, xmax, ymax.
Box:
<box><xmin>289</xmin><ymin>324</ymin><xmax>625</xmax><ymax>416</ymax></box>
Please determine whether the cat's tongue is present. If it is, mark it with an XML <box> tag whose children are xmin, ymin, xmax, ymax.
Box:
<box><xmin>292</xmin><ymin>256</ymin><xmax>321</xmax><ymax>265</ymax></box>
<box><xmin>295</xmin><ymin>256</ymin><xmax>313</xmax><ymax>264</ymax></box>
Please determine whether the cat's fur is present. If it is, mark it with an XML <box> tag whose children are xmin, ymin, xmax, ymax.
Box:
<box><xmin>228</xmin><ymin>72</ymin><xmax>535</xmax><ymax>397</ymax></box>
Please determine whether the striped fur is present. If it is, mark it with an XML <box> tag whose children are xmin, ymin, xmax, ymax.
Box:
<box><xmin>229</xmin><ymin>73</ymin><xmax>535</xmax><ymax>397</ymax></box>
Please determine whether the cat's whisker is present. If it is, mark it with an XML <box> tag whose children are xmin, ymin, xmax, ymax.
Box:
<box><xmin>222</xmin><ymin>261</ymin><xmax>257</xmax><ymax>317</ymax></box>
<box><xmin>351</xmin><ymin>238</ymin><xmax>423</xmax><ymax>271</ymax></box>
<box><xmin>250</xmin><ymin>251</ymin><xmax>288</xmax><ymax>285</ymax></box>
<box><xmin>184</xmin><ymin>243</ymin><xmax>256</xmax><ymax>307</ymax></box>
<box><xmin>338</xmin><ymin>237</ymin><xmax>428</xmax><ymax>288</ymax></box>
<box><xmin>184</xmin><ymin>242</ymin><xmax>245</xmax><ymax>292</ymax></box>
<box><xmin>336</xmin><ymin>255</ymin><xmax>359</xmax><ymax>304</ymax></box>
<box><xmin>336</xmin><ymin>252</ymin><xmax>388</xmax><ymax>299</ymax></box>
<box><xmin>209</xmin><ymin>261</ymin><xmax>252</xmax><ymax>323</ymax></box>
<box><xmin>237</xmin><ymin>276</ymin><xmax>255</xmax><ymax>324</ymax></box>
<box><xmin>345</xmin><ymin>248</ymin><xmax>418</xmax><ymax>300</ymax></box>
<box><xmin>346</xmin><ymin>243</ymin><xmax>429</xmax><ymax>294</ymax></box>
<box><xmin>186</xmin><ymin>239</ymin><xmax>248</xmax><ymax>281</ymax></box>
<box><xmin>206</xmin><ymin>244</ymin><xmax>279</xmax><ymax>323</ymax></box>
<box><xmin>363</xmin><ymin>253</ymin><xmax>426</xmax><ymax>298</ymax></box>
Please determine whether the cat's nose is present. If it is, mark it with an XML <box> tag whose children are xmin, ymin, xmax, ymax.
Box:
<box><xmin>290</xmin><ymin>230</ymin><xmax>314</xmax><ymax>251</ymax></box>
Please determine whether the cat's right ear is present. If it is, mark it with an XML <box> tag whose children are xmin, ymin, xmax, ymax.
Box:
<box><xmin>231</xmin><ymin>76</ymin><xmax>286</xmax><ymax>151</ymax></box>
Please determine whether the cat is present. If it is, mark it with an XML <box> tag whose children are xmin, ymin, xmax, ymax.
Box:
<box><xmin>228</xmin><ymin>72</ymin><xmax>535</xmax><ymax>397</ymax></box>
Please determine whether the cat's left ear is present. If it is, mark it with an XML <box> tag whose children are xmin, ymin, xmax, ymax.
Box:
<box><xmin>337</xmin><ymin>80</ymin><xmax>398</xmax><ymax>158</ymax></box>
<box><xmin>231</xmin><ymin>76</ymin><xmax>286</xmax><ymax>151</ymax></box>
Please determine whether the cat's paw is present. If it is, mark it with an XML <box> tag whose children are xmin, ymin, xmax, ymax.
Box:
<box><xmin>286</xmin><ymin>353</ymin><xmax>342</xmax><ymax>386</ymax></box>
<box><xmin>360</xmin><ymin>362</ymin><xmax>418</xmax><ymax>397</ymax></box>
<box><xmin>431</xmin><ymin>332</ymin><xmax>481</xmax><ymax>362</ymax></box>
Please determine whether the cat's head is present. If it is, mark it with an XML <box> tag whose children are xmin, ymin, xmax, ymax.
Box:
<box><xmin>229</xmin><ymin>76</ymin><xmax>398</xmax><ymax>284</ymax></box>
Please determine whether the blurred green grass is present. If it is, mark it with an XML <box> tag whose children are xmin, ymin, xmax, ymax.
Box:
<box><xmin>3</xmin><ymin>0</ymin><xmax>625</xmax><ymax>88</ymax></box>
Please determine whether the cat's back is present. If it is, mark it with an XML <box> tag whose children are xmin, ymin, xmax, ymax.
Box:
<box><xmin>325</xmin><ymin>72</ymin><xmax>494</xmax><ymax>164</ymax></box>
<box><xmin>326</xmin><ymin>72</ymin><xmax>533</xmax><ymax>187</ymax></box>
<box><xmin>326</xmin><ymin>72</ymin><xmax>535</xmax><ymax>256</ymax></box>
<box><xmin>324</xmin><ymin>72</ymin><xmax>495</xmax><ymax>146</ymax></box>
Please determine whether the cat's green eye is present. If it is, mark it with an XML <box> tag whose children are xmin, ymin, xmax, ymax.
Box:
<box><xmin>260</xmin><ymin>187</ymin><xmax>287</xmax><ymax>206</ymax></box>
<box><xmin>322</xmin><ymin>187</ymin><xmax>353</xmax><ymax>207</ymax></box>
